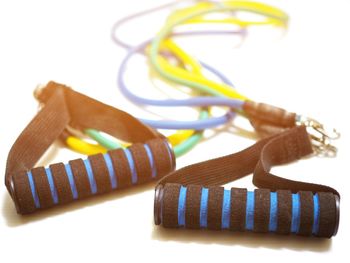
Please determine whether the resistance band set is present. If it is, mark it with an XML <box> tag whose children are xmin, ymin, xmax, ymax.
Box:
<box><xmin>5</xmin><ymin>1</ymin><xmax>340</xmax><ymax>239</ymax></box>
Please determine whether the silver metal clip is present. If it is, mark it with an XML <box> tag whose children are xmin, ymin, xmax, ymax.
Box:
<box><xmin>296</xmin><ymin>115</ymin><xmax>340</xmax><ymax>157</ymax></box>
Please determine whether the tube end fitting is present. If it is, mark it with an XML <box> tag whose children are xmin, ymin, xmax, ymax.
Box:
<box><xmin>333</xmin><ymin>194</ymin><xmax>340</xmax><ymax>236</ymax></box>
<box><xmin>154</xmin><ymin>184</ymin><xmax>164</xmax><ymax>225</ymax></box>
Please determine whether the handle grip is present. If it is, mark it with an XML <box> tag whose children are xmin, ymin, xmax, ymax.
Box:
<box><xmin>154</xmin><ymin>183</ymin><xmax>339</xmax><ymax>238</ymax></box>
<box><xmin>10</xmin><ymin>138</ymin><xmax>175</xmax><ymax>214</ymax></box>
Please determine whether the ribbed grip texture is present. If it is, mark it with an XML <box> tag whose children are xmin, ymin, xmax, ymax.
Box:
<box><xmin>10</xmin><ymin>139</ymin><xmax>175</xmax><ymax>214</ymax></box>
<box><xmin>154</xmin><ymin>184</ymin><xmax>339</xmax><ymax>238</ymax></box>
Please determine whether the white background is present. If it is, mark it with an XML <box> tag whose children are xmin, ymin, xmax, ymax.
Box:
<box><xmin>1</xmin><ymin>0</ymin><xmax>350</xmax><ymax>262</ymax></box>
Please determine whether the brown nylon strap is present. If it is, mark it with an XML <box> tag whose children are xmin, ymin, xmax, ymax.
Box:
<box><xmin>5</xmin><ymin>81</ymin><xmax>162</xmax><ymax>196</ymax></box>
<box><xmin>37</xmin><ymin>81</ymin><xmax>161</xmax><ymax>142</ymax></box>
<box><xmin>157</xmin><ymin>126</ymin><xmax>339</xmax><ymax>197</ymax></box>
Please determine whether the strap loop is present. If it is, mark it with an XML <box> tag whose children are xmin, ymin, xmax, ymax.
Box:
<box><xmin>5</xmin><ymin>82</ymin><xmax>171</xmax><ymax>214</ymax></box>
<box><xmin>154</xmin><ymin>126</ymin><xmax>339</xmax><ymax>237</ymax></box>
<box><xmin>157</xmin><ymin>125</ymin><xmax>339</xmax><ymax>196</ymax></box>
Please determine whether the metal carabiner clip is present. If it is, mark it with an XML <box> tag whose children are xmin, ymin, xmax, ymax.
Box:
<box><xmin>296</xmin><ymin>115</ymin><xmax>341</xmax><ymax>157</ymax></box>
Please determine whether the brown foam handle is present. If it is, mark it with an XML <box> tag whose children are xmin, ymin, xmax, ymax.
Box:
<box><xmin>10</xmin><ymin>139</ymin><xmax>175</xmax><ymax>214</ymax></box>
<box><xmin>5</xmin><ymin>81</ymin><xmax>175</xmax><ymax>214</ymax></box>
<box><xmin>155</xmin><ymin>183</ymin><xmax>339</xmax><ymax>238</ymax></box>
<box><xmin>154</xmin><ymin>127</ymin><xmax>340</xmax><ymax>238</ymax></box>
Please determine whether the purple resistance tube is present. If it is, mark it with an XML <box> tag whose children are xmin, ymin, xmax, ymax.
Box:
<box><xmin>111</xmin><ymin>0</ymin><xmax>180</xmax><ymax>49</ymax></box>
<box><xmin>117</xmin><ymin>37</ymin><xmax>245</xmax><ymax>130</ymax></box>
<box><xmin>112</xmin><ymin>0</ymin><xmax>246</xmax><ymax>130</ymax></box>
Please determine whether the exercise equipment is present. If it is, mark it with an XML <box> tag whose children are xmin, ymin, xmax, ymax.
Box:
<box><xmin>154</xmin><ymin>126</ymin><xmax>339</xmax><ymax>238</ymax></box>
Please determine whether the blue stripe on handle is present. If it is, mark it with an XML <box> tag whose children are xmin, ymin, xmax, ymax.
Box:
<box><xmin>45</xmin><ymin>168</ymin><xmax>59</xmax><ymax>204</ymax></box>
<box><xmin>144</xmin><ymin>144</ymin><xmax>156</xmax><ymax>178</ymax></box>
<box><xmin>312</xmin><ymin>193</ymin><xmax>320</xmax><ymax>235</ymax></box>
<box><xmin>221</xmin><ymin>189</ymin><xmax>231</xmax><ymax>229</ymax></box>
<box><xmin>103</xmin><ymin>153</ymin><xmax>117</xmax><ymax>189</ymax></box>
<box><xmin>200</xmin><ymin>187</ymin><xmax>209</xmax><ymax>228</ymax></box>
<box><xmin>269</xmin><ymin>191</ymin><xmax>278</xmax><ymax>232</ymax></box>
<box><xmin>64</xmin><ymin>163</ymin><xmax>78</xmax><ymax>199</ymax></box>
<box><xmin>291</xmin><ymin>193</ymin><xmax>301</xmax><ymax>233</ymax></box>
<box><xmin>178</xmin><ymin>186</ymin><xmax>187</xmax><ymax>227</ymax></box>
<box><xmin>245</xmin><ymin>191</ymin><xmax>254</xmax><ymax>231</ymax></box>
<box><xmin>169</xmin><ymin>187</ymin><xmax>320</xmax><ymax>235</ymax></box>
<box><xmin>26</xmin><ymin>171</ymin><xmax>40</xmax><ymax>208</ymax></box>
<box><xmin>83</xmin><ymin>159</ymin><xmax>97</xmax><ymax>194</ymax></box>
<box><xmin>124</xmin><ymin>148</ymin><xmax>138</xmax><ymax>184</ymax></box>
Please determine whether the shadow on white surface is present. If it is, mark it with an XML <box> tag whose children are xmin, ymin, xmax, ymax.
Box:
<box><xmin>2</xmin><ymin>181</ymin><xmax>155</xmax><ymax>227</ymax></box>
<box><xmin>151</xmin><ymin>225</ymin><xmax>332</xmax><ymax>252</ymax></box>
